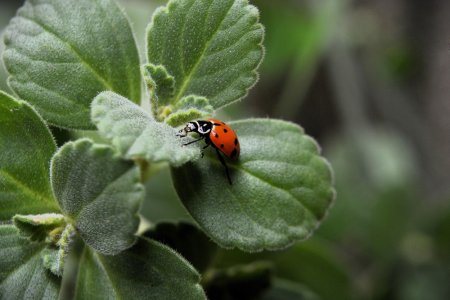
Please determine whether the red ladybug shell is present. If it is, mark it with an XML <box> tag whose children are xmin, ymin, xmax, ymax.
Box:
<box><xmin>207</xmin><ymin>118</ymin><xmax>240</xmax><ymax>160</ymax></box>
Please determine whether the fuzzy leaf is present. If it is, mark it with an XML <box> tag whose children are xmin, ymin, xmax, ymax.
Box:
<box><xmin>0</xmin><ymin>91</ymin><xmax>59</xmax><ymax>221</ymax></box>
<box><xmin>75</xmin><ymin>238</ymin><xmax>206</xmax><ymax>299</ymax></box>
<box><xmin>171</xmin><ymin>119</ymin><xmax>335</xmax><ymax>251</ymax></box>
<box><xmin>0</xmin><ymin>225</ymin><xmax>60</xmax><ymax>299</ymax></box>
<box><xmin>42</xmin><ymin>223</ymin><xmax>75</xmax><ymax>277</ymax></box>
<box><xmin>143</xmin><ymin>63</ymin><xmax>175</xmax><ymax>107</ymax></box>
<box><xmin>164</xmin><ymin>95</ymin><xmax>214</xmax><ymax>127</ymax></box>
<box><xmin>51</xmin><ymin>139</ymin><xmax>144</xmax><ymax>255</ymax></box>
<box><xmin>3</xmin><ymin>0</ymin><xmax>141</xmax><ymax>129</ymax></box>
<box><xmin>13</xmin><ymin>213</ymin><xmax>65</xmax><ymax>242</ymax></box>
<box><xmin>91</xmin><ymin>91</ymin><xmax>200</xmax><ymax>166</ymax></box>
<box><xmin>147</xmin><ymin>0</ymin><xmax>264</xmax><ymax>108</ymax></box>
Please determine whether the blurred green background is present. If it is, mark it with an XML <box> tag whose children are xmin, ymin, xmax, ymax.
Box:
<box><xmin>1</xmin><ymin>0</ymin><xmax>449</xmax><ymax>299</ymax></box>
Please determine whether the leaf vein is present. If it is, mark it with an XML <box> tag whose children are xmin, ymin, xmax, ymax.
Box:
<box><xmin>19</xmin><ymin>15</ymin><xmax>114</xmax><ymax>91</ymax></box>
<box><xmin>172</xmin><ymin>0</ymin><xmax>236</xmax><ymax>102</ymax></box>
<box><xmin>236</xmin><ymin>165</ymin><xmax>318</xmax><ymax>222</ymax></box>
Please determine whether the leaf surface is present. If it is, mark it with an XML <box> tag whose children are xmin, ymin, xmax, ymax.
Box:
<box><xmin>75</xmin><ymin>238</ymin><xmax>206</xmax><ymax>299</ymax></box>
<box><xmin>0</xmin><ymin>225</ymin><xmax>60</xmax><ymax>299</ymax></box>
<box><xmin>3</xmin><ymin>0</ymin><xmax>141</xmax><ymax>129</ymax></box>
<box><xmin>147</xmin><ymin>0</ymin><xmax>264</xmax><ymax>109</ymax></box>
<box><xmin>51</xmin><ymin>139</ymin><xmax>144</xmax><ymax>255</ymax></box>
<box><xmin>91</xmin><ymin>91</ymin><xmax>200</xmax><ymax>166</ymax></box>
<box><xmin>171</xmin><ymin>118</ymin><xmax>335</xmax><ymax>251</ymax></box>
<box><xmin>0</xmin><ymin>91</ymin><xmax>58</xmax><ymax>221</ymax></box>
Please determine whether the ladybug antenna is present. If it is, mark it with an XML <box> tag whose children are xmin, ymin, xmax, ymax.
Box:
<box><xmin>215</xmin><ymin>148</ymin><xmax>232</xmax><ymax>185</ymax></box>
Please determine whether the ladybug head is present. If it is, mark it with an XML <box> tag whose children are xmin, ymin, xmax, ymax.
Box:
<box><xmin>176</xmin><ymin>120</ymin><xmax>213</xmax><ymax>137</ymax></box>
<box><xmin>176</xmin><ymin>122</ymin><xmax>198</xmax><ymax>137</ymax></box>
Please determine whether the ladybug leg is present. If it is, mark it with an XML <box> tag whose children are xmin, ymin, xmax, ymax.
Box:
<box><xmin>215</xmin><ymin>148</ymin><xmax>232</xmax><ymax>185</ymax></box>
<box><xmin>182</xmin><ymin>137</ymin><xmax>204</xmax><ymax>146</ymax></box>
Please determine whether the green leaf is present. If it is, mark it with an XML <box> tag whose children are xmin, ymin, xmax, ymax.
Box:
<box><xmin>171</xmin><ymin>118</ymin><xmax>335</xmax><ymax>251</ymax></box>
<box><xmin>13</xmin><ymin>213</ymin><xmax>65</xmax><ymax>242</ymax></box>
<box><xmin>0</xmin><ymin>225</ymin><xmax>60</xmax><ymax>298</ymax></box>
<box><xmin>147</xmin><ymin>0</ymin><xmax>264</xmax><ymax>109</ymax></box>
<box><xmin>164</xmin><ymin>95</ymin><xmax>214</xmax><ymax>127</ymax></box>
<box><xmin>75</xmin><ymin>238</ymin><xmax>206</xmax><ymax>299</ymax></box>
<box><xmin>0</xmin><ymin>91</ymin><xmax>59</xmax><ymax>221</ymax></box>
<box><xmin>91</xmin><ymin>91</ymin><xmax>200</xmax><ymax>166</ymax></box>
<box><xmin>51</xmin><ymin>139</ymin><xmax>144</xmax><ymax>255</ymax></box>
<box><xmin>144</xmin><ymin>221</ymin><xmax>217</xmax><ymax>273</ymax></box>
<box><xmin>3</xmin><ymin>0</ymin><xmax>141</xmax><ymax>129</ymax></box>
<box><xmin>42</xmin><ymin>223</ymin><xmax>75</xmax><ymax>277</ymax></box>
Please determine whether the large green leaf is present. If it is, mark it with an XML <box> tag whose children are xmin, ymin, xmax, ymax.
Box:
<box><xmin>3</xmin><ymin>0</ymin><xmax>141</xmax><ymax>129</ymax></box>
<box><xmin>51</xmin><ymin>139</ymin><xmax>144</xmax><ymax>255</ymax></box>
<box><xmin>91</xmin><ymin>91</ymin><xmax>200</xmax><ymax>166</ymax></box>
<box><xmin>0</xmin><ymin>91</ymin><xmax>58</xmax><ymax>221</ymax></box>
<box><xmin>171</xmin><ymin>118</ymin><xmax>335</xmax><ymax>251</ymax></box>
<box><xmin>0</xmin><ymin>225</ymin><xmax>60</xmax><ymax>299</ymax></box>
<box><xmin>75</xmin><ymin>238</ymin><xmax>206</xmax><ymax>299</ymax></box>
<box><xmin>146</xmin><ymin>0</ymin><xmax>264</xmax><ymax>109</ymax></box>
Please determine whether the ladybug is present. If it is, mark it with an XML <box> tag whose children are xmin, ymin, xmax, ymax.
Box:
<box><xmin>176</xmin><ymin>118</ymin><xmax>240</xmax><ymax>184</ymax></box>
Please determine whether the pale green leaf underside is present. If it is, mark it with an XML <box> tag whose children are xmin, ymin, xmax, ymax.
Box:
<box><xmin>0</xmin><ymin>225</ymin><xmax>60</xmax><ymax>299</ymax></box>
<box><xmin>0</xmin><ymin>91</ymin><xmax>59</xmax><ymax>221</ymax></box>
<box><xmin>171</xmin><ymin>118</ymin><xmax>335</xmax><ymax>251</ymax></box>
<box><xmin>147</xmin><ymin>0</ymin><xmax>264</xmax><ymax>109</ymax></box>
<box><xmin>3</xmin><ymin>0</ymin><xmax>141</xmax><ymax>129</ymax></box>
<box><xmin>13</xmin><ymin>213</ymin><xmax>65</xmax><ymax>241</ymax></box>
<box><xmin>51</xmin><ymin>139</ymin><xmax>143</xmax><ymax>255</ymax></box>
<box><xmin>75</xmin><ymin>238</ymin><xmax>206</xmax><ymax>300</ymax></box>
<box><xmin>91</xmin><ymin>91</ymin><xmax>200</xmax><ymax>166</ymax></box>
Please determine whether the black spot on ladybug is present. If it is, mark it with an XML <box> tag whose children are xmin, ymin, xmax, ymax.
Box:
<box><xmin>230</xmin><ymin>148</ymin><xmax>238</xmax><ymax>158</ymax></box>
<box><xmin>214</xmin><ymin>123</ymin><xmax>221</xmax><ymax>126</ymax></box>
<box><xmin>234</xmin><ymin>138</ymin><xmax>238</xmax><ymax>145</ymax></box>
<box><xmin>214</xmin><ymin>133</ymin><xmax>219</xmax><ymax>138</ymax></box>
<box><xmin>223</xmin><ymin>128</ymin><xmax>228</xmax><ymax>133</ymax></box>
<box><xmin>220</xmin><ymin>144</ymin><xmax>224</xmax><ymax>148</ymax></box>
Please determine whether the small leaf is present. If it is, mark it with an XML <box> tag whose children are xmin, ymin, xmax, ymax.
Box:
<box><xmin>91</xmin><ymin>91</ymin><xmax>200</xmax><ymax>166</ymax></box>
<box><xmin>143</xmin><ymin>63</ymin><xmax>175</xmax><ymax>107</ymax></box>
<box><xmin>51</xmin><ymin>139</ymin><xmax>144</xmax><ymax>255</ymax></box>
<box><xmin>75</xmin><ymin>238</ymin><xmax>206</xmax><ymax>299</ymax></box>
<box><xmin>13</xmin><ymin>213</ymin><xmax>65</xmax><ymax>242</ymax></box>
<box><xmin>3</xmin><ymin>0</ymin><xmax>141</xmax><ymax>129</ymax></box>
<box><xmin>42</xmin><ymin>223</ymin><xmax>75</xmax><ymax>277</ymax></box>
<box><xmin>165</xmin><ymin>95</ymin><xmax>214</xmax><ymax>127</ymax></box>
<box><xmin>0</xmin><ymin>91</ymin><xmax>59</xmax><ymax>221</ymax></box>
<box><xmin>171</xmin><ymin>118</ymin><xmax>335</xmax><ymax>251</ymax></box>
<box><xmin>0</xmin><ymin>225</ymin><xmax>60</xmax><ymax>298</ymax></box>
<box><xmin>147</xmin><ymin>0</ymin><xmax>264</xmax><ymax>109</ymax></box>
<box><xmin>144</xmin><ymin>221</ymin><xmax>217</xmax><ymax>273</ymax></box>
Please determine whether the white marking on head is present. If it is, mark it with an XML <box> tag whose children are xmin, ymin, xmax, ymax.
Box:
<box><xmin>198</xmin><ymin>123</ymin><xmax>211</xmax><ymax>134</ymax></box>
